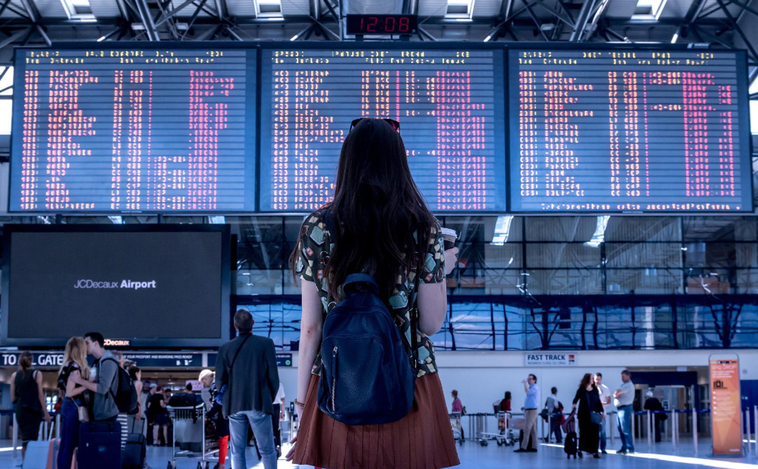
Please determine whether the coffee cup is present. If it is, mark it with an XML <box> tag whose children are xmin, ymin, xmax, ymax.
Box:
<box><xmin>440</xmin><ymin>227</ymin><xmax>457</xmax><ymax>250</ymax></box>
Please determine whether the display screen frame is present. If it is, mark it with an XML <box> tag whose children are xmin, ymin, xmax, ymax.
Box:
<box><xmin>345</xmin><ymin>14</ymin><xmax>419</xmax><ymax>35</ymax></box>
<box><xmin>257</xmin><ymin>41</ymin><xmax>509</xmax><ymax>215</ymax></box>
<box><xmin>505</xmin><ymin>44</ymin><xmax>754</xmax><ymax>214</ymax></box>
<box><xmin>0</xmin><ymin>223</ymin><xmax>232</xmax><ymax>348</ymax></box>
<box><xmin>8</xmin><ymin>42</ymin><xmax>259</xmax><ymax>215</ymax></box>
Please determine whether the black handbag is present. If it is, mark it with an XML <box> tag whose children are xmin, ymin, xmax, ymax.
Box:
<box><xmin>586</xmin><ymin>390</ymin><xmax>603</xmax><ymax>425</ymax></box>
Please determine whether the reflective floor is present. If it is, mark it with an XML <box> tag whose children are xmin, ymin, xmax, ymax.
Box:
<box><xmin>2</xmin><ymin>438</ymin><xmax>757</xmax><ymax>469</ymax></box>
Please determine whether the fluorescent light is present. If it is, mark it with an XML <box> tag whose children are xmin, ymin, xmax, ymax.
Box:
<box><xmin>209</xmin><ymin>216</ymin><xmax>226</xmax><ymax>224</ymax></box>
<box><xmin>60</xmin><ymin>0</ymin><xmax>96</xmax><ymax>21</ymax></box>
<box><xmin>96</xmin><ymin>35</ymin><xmax>107</xmax><ymax>42</ymax></box>
<box><xmin>483</xmin><ymin>34</ymin><xmax>493</xmax><ymax>42</ymax></box>
<box><xmin>491</xmin><ymin>215</ymin><xmax>514</xmax><ymax>245</ymax></box>
<box><xmin>445</xmin><ymin>0</ymin><xmax>474</xmax><ymax>20</ymax></box>
<box><xmin>256</xmin><ymin>0</ymin><xmax>283</xmax><ymax>18</ymax></box>
<box><xmin>671</xmin><ymin>32</ymin><xmax>679</xmax><ymax>43</ymax></box>
<box><xmin>290</xmin><ymin>34</ymin><xmax>299</xmax><ymax>41</ymax></box>
<box><xmin>585</xmin><ymin>215</ymin><xmax>610</xmax><ymax>248</ymax></box>
<box><xmin>633</xmin><ymin>0</ymin><xmax>669</xmax><ymax>19</ymax></box>
<box><xmin>108</xmin><ymin>216</ymin><xmax>123</xmax><ymax>224</ymax></box>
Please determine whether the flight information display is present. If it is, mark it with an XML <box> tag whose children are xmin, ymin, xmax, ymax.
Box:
<box><xmin>260</xmin><ymin>47</ymin><xmax>506</xmax><ymax>212</ymax></box>
<box><xmin>10</xmin><ymin>47</ymin><xmax>256</xmax><ymax>212</ymax></box>
<box><xmin>509</xmin><ymin>49</ymin><xmax>752</xmax><ymax>213</ymax></box>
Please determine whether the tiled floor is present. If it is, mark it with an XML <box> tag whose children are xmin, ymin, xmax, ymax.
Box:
<box><xmin>1</xmin><ymin>438</ymin><xmax>757</xmax><ymax>468</ymax></box>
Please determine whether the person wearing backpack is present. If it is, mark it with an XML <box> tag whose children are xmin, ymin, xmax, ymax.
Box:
<box><xmin>286</xmin><ymin>118</ymin><xmax>460</xmax><ymax>469</ymax></box>
<box><xmin>70</xmin><ymin>333</ymin><xmax>120</xmax><ymax>422</ymax></box>
<box><xmin>71</xmin><ymin>332</ymin><xmax>128</xmax><ymax>467</ymax></box>
<box><xmin>215</xmin><ymin>309</ymin><xmax>279</xmax><ymax>469</ymax></box>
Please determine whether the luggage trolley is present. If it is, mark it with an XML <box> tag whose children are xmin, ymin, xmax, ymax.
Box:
<box><xmin>480</xmin><ymin>412</ymin><xmax>515</xmax><ymax>446</ymax></box>
<box><xmin>167</xmin><ymin>404</ymin><xmax>211</xmax><ymax>469</ymax></box>
<box><xmin>449</xmin><ymin>413</ymin><xmax>464</xmax><ymax>446</ymax></box>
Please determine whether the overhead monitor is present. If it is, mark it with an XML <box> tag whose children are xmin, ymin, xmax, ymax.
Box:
<box><xmin>259</xmin><ymin>46</ymin><xmax>507</xmax><ymax>212</ymax></box>
<box><xmin>508</xmin><ymin>48</ymin><xmax>752</xmax><ymax>213</ymax></box>
<box><xmin>10</xmin><ymin>46</ymin><xmax>257</xmax><ymax>213</ymax></box>
<box><xmin>1</xmin><ymin>225</ymin><xmax>231</xmax><ymax>348</ymax></box>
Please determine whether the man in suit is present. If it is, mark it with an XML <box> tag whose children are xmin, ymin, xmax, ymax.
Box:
<box><xmin>216</xmin><ymin>309</ymin><xmax>280</xmax><ymax>469</ymax></box>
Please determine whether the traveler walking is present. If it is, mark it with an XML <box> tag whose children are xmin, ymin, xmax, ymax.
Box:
<box><xmin>451</xmin><ymin>390</ymin><xmax>463</xmax><ymax>414</ymax></box>
<box><xmin>643</xmin><ymin>390</ymin><xmax>665</xmax><ymax>443</ymax></box>
<box><xmin>216</xmin><ymin>309</ymin><xmax>279</xmax><ymax>469</ymax></box>
<box><xmin>571</xmin><ymin>373</ymin><xmax>603</xmax><ymax>459</ymax></box>
<box><xmin>199</xmin><ymin>369</ymin><xmax>229</xmax><ymax>469</ymax></box>
<box><xmin>613</xmin><ymin>370</ymin><xmax>635</xmax><ymax>454</ymax></box>
<box><xmin>147</xmin><ymin>384</ymin><xmax>169</xmax><ymax>446</ymax></box>
<box><xmin>286</xmin><ymin>118</ymin><xmax>460</xmax><ymax>469</ymax></box>
<box><xmin>545</xmin><ymin>387</ymin><xmax>563</xmax><ymax>444</ymax></box>
<box><xmin>514</xmin><ymin>374</ymin><xmax>540</xmax><ymax>453</ymax></box>
<box><xmin>126</xmin><ymin>366</ymin><xmax>145</xmax><ymax>436</ymax></box>
<box><xmin>594</xmin><ymin>372</ymin><xmax>611</xmax><ymax>454</ymax></box>
<box><xmin>56</xmin><ymin>337</ymin><xmax>90</xmax><ymax>469</ymax></box>
<box><xmin>11</xmin><ymin>351</ymin><xmax>51</xmax><ymax>459</ymax></box>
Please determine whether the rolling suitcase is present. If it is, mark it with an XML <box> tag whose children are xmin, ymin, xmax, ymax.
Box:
<box><xmin>78</xmin><ymin>421</ymin><xmax>121</xmax><ymax>469</ymax></box>
<box><xmin>564</xmin><ymin>431</ymin><xmax>578</xmax><ymax>459</ymax></box>
<box><xmin>122</xmin><ymin>419</ymin><xmax>146</xmax><ymax>469</ymax></box>
<box><xmin>23</xmin><ymin>423</ymin><xmax>56</xmax><ymax>469</ymax></box>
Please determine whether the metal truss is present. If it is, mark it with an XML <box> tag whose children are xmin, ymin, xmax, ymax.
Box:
<box><xmin>1</xmin><ymin>0</ymin><xmax>758</xmax><ymax>92</ymax></box>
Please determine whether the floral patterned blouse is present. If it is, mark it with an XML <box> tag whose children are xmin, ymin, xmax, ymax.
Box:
<box><xmin>295</xmin><ymin>208</ymin><xmax>446</xmax><ymax>378</ymax></box>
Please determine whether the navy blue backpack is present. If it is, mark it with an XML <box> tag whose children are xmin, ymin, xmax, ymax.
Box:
<box><xmin>317</xmin><ymin>211</ymin><xmax>418</xmax><ymax>425</ymax></box>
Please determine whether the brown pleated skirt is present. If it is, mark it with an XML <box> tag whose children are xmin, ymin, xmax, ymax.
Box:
<box><xmin>293</xmin><ymin>373</ymin><xmax>460</xmax><ymax>469</ymax></box>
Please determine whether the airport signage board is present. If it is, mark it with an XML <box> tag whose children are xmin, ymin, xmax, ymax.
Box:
<box><xmin>524</xmin><ymin>353</ymin><xmax>577</xmax><ymax>367</ymax></box>
<box><xmin>0</xmin><ymin>351</ymin><xmax>204</xmax><ymax>369</ymax></box>
<box><xmin>207</xmin><ymin>352</ymin><xmax>292</xmax><ymax>368</ymax></box>
<box><xmin>709</xmin><ymin>355</ymin><xmax>743</xmax><ymax>455</ymax></box>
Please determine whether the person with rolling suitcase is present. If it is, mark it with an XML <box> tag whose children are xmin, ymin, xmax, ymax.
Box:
<box><xmin>70</xmin><ymin>333</ymin><xmax>125</xmax><ymax>468</ymax></box>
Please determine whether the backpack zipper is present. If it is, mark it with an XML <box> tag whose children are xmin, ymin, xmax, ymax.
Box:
<box><xmin>331</xmin><ymin>345</ymin><xmax>338</xmax><ymax>413</ymax></box>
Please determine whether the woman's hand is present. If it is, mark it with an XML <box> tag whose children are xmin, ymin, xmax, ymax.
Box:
<box><xmin>444</xmin><ymin>248</ymin><xmax>459</xmax><ymax>276</ymax></box>
<box><xmin>285</xmin><ymin>436</ymin><xmax>298</xmax><ymax>462</ymax></box>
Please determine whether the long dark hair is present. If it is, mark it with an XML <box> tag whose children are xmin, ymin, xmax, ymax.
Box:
<box><xmin>19</xmin><ymin>351</ymin><xmax>33</xmax><ymax>378</ymax></box>
<box><xmin>289</xmin><ymin>119</ymin><xmax>436</xmax><ymax>300</ymax></box>
<box><xmin>580</xmin><ymin>373</ymin><xmax>594</xmax><ymax>389</ymax></box>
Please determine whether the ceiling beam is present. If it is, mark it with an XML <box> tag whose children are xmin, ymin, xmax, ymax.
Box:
<box><xmin>134</xmin><ymin>0</ymin><xmax>160</xmax><ymax>41</ymax></box>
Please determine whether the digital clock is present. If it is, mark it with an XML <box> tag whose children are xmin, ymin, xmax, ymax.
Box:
<box><xmin>346</xmin><ymin>14</ymin><xmax>418</xmax><ymax>35</ymax></box>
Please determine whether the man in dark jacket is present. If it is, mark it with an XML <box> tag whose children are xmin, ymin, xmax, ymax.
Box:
<box><xmin>216</xmin><ymin>309</ymin><xmax>279</xmax><ymax>469</ymax></box>
<box><xmin>643</xmin><ymin>391</ymin><xmax>666</xmax><ymax>443</ymax></box>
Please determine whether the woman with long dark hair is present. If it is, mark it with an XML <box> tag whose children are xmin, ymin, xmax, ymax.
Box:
<box><xmin>286</xmin><ymin>118</ymin><xmax>460</xmax><ymax>469</ymax></box>
<box><xmin>572</xmin><ymin>373</ymin><xmax>604</xmax><ymax>459</ymax></box>
<box><xmin>10</xmin><ymin>351</ymin><xmax>51</xmax><ymax>459</ymax></box>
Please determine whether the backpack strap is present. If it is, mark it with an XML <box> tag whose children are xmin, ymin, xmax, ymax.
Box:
<box><xmin>226</xmin><ymin>333</ymin><xmax>252</xmax><ymax>412</ymax></box>
<box><xmin>100</xmin><ymin>357</ymin><xmax>121</xmax><ymax>402</ymax></box>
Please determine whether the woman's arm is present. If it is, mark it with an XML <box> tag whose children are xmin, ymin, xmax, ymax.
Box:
<box><xmin>572</xmin><ymin>388</ymin><xmax>581</xmax><ymax>407</ymax></box>
<box><xmin>35</xmin><ymin>371</ymin><xmax>51</xmax><ymax>422</ymax></box>
<box><xmin>296</xmin><ymin>279</ymin><xmax>323</xmax><ymax>414</ymax></box>
<box><xmin>65</xmin><ymin>370</ymin><xmax>88</xmax><ymax>398</ymax></box>
<box><xmin>10</xmin><ymin>372</ymin><xmax>16</xmax><ymax>404</ymax></box>
<box><xmin>417</xmin><ymin>247</ymin><xmax>458</xmax><ymax>336</ymax></box>
<box><xmin>135</xmin><ymin>382</ymin><xmax>143</xmax><ymax>419</ymax></box>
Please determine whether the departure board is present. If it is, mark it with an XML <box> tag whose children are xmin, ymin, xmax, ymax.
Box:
<box><xmin>509</xmin><ymin>49</ymin><xmax>752</xmax><ymax>213</ymax></box>
<box><xmin>10</xmin><ymin>48</ymin><xmax>256</xmax><ymax>212</ymax></box>
<box><xmin>260</xmin><ymin>47</ymin><xmax>506</xmax><ymax>212</ymax></box>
